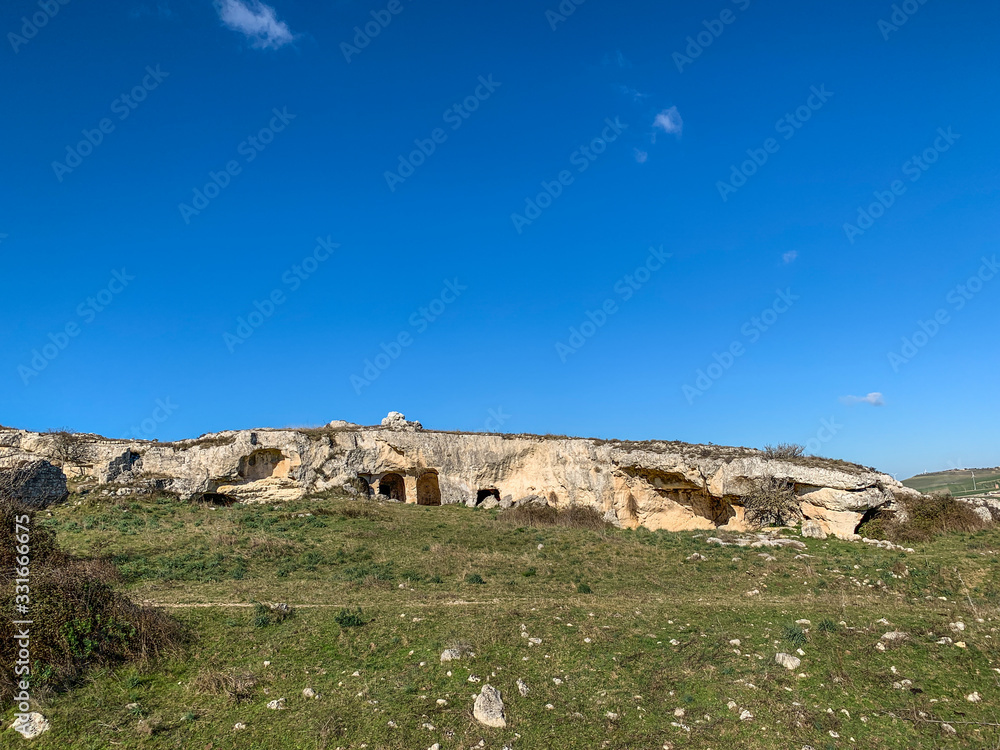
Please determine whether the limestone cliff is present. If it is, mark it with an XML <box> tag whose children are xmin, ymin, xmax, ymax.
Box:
<box><xmin>0</xmin><ymin>416</ymin><xmax>922</xmax><ymax>539</ymax></box>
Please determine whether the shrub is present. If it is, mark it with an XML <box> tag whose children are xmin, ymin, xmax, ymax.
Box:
<box><xmin>465</xmin><ymin>573</ymin><xmax>486</xmax><ymax>585</ymax></box>
<box><xmin>498</xmin><ymin>503</ymin><xmax>610</xmax><ymax>530</ymax></box>
<box><xmin>334</xmin><ymin>607</ymin><xmax>367</xmax><ymax>627</ymax></box>
<box><xmin>576</xmin><ymin>582</ymin><xmax>593</xmax><ymax>594</ymax></box>
<box><xmin>781</xmin><ymin>624</ymin><xmax>807</xmax><ymax>647</ymax></box>
<box><xmin>0</xmin><ymin>495</ymin><xmax>184</xmax><ymax>702</ymax></box>
<box><xmin>190</xmin><ymin>669</ymin><xmax>258</xmax><ymax>703</ymax></box>
<box><xmin>859</xmin><ymin>492</ymin><xmax>988</xmax><ymax>543</ymax></box>
<box><xmin>742</xmin><ymin>474</ymin><xmax>799</xmax><ymax>528</ymax></box>
<box><xmin>762</xmin><ymin>443</ymin><xmax>805</xmax><ymax>460</ymax></box>
<box><xmin>250</xmin><ymin>602</ymin><xmax>293</xmax><ymax>628</ymax></box>
<box><xmin>818</xmin><ymin>619</ymin><xmax>839</xmax><ymax>633</ymax></box>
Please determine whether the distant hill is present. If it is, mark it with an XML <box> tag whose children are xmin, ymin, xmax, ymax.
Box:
<box><xmin>903</xmin><ymin>467</ymin><xmax>1000</xmax><ymax>497</ymax></box>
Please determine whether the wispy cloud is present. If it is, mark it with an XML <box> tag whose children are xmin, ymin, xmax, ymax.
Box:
<box><xmin>217</xmin><ymin>0</ymin><xmax>296</xmax><ymax>49</ymax></box>
<box><xmin>617</xmin><ymin>84</ymin><xmax>650</xmax><ymax>102</ymax></box>
<box><xmin>604</xmin><ymin>50</ymin><xmax>631</xmax><ymax>69</ymax></box>
<box><xmin>841</xmin><ymin>392</ymin><xmax>885</xmax><ymax>407</ymax></box>
<box><xmin>652</xmin><ymin>106</ymin><xmax>683</xmax><ymax>137</ymax></box>
<box><xmin>783</xmin><ymin>250</ymin><xmax>798</xmax><ymax>264</ymax></box>
<box><xmin>634</xmin><ymin>149</ymin><xmax>648</xmax><ymax>164</ymax></box>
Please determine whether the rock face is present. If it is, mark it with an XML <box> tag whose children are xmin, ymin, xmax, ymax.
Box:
<box><xmin>0</xmin><ymin>413</ymin><xmax>925</xmax><ymax>539</ymax></box>
<box><xmin>473</xmin><ymin>684</ymin><xmax>506</xmax><ymax>728</ymax></box>
<box><xmin>0</xmin><ymin>456</ymin><xmax>68</xmax><ymax>508</ymax></box>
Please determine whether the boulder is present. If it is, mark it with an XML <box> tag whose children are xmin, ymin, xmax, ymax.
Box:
<box><xmin>800</xmin><ymin>520</ymin><xmax>827</xmax><ymax>539</ymax></box>
<box><xmin>0</xmin><ymin>458</ymin><xmax>67</xmax><ymax>508</ymax></box>
<box><xmin>10</xmin><ymin>712</ymin><xmax>50</xmax><ymax>739</ymax></box>
<box><xmin>380</xmin><ymin>412</ymin><xmax>422</xmax><ymax>431</ymax></box>
<box><xmin>473</xmin><ymin>684</ymin><xmax>506</xmax><ymax>728</ymax></box>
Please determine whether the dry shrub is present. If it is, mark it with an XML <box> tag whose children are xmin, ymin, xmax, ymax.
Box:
<box><xmin>246</xmin><ymin>535</ymin><xmax>300</xmax><ymax>560</ymax></box>
<box><xmin>859</xmin><ymin>492</ymin><xmax>988</xmax><ymax>543</ymax></box>
<box><xmin>743</xmin><ymin>474</ymin><xmax>799</xmax><ymax>528</ymax></box>
<box><xmin>190</xmin><ymin>668</ymin><xmax>258</xmax><ymax>703</ymax></box>
<box><xmin>499</xmin><ymin>503</ymin><xmax>610</xmax><ymax>531</ymax></box>
<box><xmin>339</xmin><ymin>503</ymin><xmax>385</xmax><ymax>521</ymax></box>
<box><xmin>0</xmin><ymin>495</ymin><xmax>185</xmax><ymax>702</ymax></box>
<box><xmin>762</xmin><ymin>443</ymin><xmax>805</xmax><ymax>459</ymax></box>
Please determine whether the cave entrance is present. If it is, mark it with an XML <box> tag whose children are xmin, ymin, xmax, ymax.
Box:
<box><xmin>476</xmin><ymin>488</ymin><xmax>501</xmax><ymax>505</ymax></box>
<box><xmin>377</xmin><ymin>473</ymin><xmax>406</xmax><ymax>502</ymax></box>
<box><xmin>417</xmin><ymin>472</ymin><xmax>442</xmax><ymax>506</ymax></box>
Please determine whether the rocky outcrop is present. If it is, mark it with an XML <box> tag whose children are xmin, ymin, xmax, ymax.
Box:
<box><xmin>0</xmin><ymin>454</ymin><xmax>68</xmax><ymax>508</ymax></box>
<box><xmin>0</xmin><ymin>414</ymin><xmax>924</xmax><ymax>538</ymax></box>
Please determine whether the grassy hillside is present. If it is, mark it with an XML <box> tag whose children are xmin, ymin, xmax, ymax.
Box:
<box><xmin>5</xmin><ymin>491</ymin><xmax>1000</xmax><ymax>749</ymax></box>
<box><xmin>904</xmin><ymin>468</ymin><xmax>1000</xmax><ymax>497</ymax></box>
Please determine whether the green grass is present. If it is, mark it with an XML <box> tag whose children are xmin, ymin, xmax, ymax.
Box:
<box><xmin>6</xmin><ymin>490</ymin><xmax>1000</xmax><ymax>748</ymax></box>
<box><xmin>904</xmin><ymin>468</ymin><xmax>1000</xmax><ymax>497</ymax></box>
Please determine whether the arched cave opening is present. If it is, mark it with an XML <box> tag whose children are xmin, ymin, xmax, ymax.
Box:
<box><xmin>377</xmin><ymin>472</ymin><xmax>406</xmax><ymax>502</ymax></box>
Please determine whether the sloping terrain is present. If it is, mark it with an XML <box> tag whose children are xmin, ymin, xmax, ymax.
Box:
<box><xmin>4</xmin><ymin>489</ymin><xmax>998</xmax><ymax>749</ymax></box>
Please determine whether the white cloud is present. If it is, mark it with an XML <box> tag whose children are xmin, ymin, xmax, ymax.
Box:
<box><xmin>217</xmin><ymin>0</ymin><xmax>296</xmax><ymax>50</ymax></box>
<box><xmin>652</xmin><ymin>106</ymin><xmax>683</xmax><ymax>137</ymax></box>
<box><xmin>783</xmin><ymin>250</ymin><xmax>798</xmax><ymax>264</ymax></box>
<box><xmin>634</xmin><ymin>149</ymin><xmax>648</xmax><ymax>164</ymax></box>
<box><xmin>841</xmin><ymin>392</ymin><xmax>885</xmax><ymax>407</ymax></box>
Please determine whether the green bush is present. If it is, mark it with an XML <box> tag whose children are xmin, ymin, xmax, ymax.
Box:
<box><xmin>465</xmin><ymin>573</ymin><xmax>486</xmax><ymax>585</ymax></box>
<box><xmin>576</xmin><ymin>582</ymin><xmax>593</xmax><ymax>594</ymax></box>
<box><xmin>334</xmin><ymin>607</ymin><xmax>368</xmax><ymax>627</ymax></box>
<box><xmin>0</xmin><ymin>495</ymin><xmax>184</xmax><ymax>702</ymax></box>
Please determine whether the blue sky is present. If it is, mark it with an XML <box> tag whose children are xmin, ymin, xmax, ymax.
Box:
<box><xmin>2</xmin><ymin>0</ymin><xmax>997</xmax><ymax>479</ymax></box>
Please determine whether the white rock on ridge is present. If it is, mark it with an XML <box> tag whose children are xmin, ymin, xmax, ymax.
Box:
<box><xmin>473</xmin><ymin>684</ymin><xmax>506</xmax><ymax>728</ymax></box>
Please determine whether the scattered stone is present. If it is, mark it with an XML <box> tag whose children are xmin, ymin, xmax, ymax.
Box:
<box><xmin>776</xmin><ymin>653</ymin><xmax>801</xmax><ymax>670</ymax></box>
<box><xmin>950</xmin><ymin>622</ymin><xmax>966</xmax><ymax>633</ymax></box>
<box><xmin>739</xmin><ymin>709</ymin><xmax>754</xmax><ymax>721</ymax></box>
<box><xmin>942</xmin><ymin>723</ymin><xmax>957</xmax><ymax>734</ymax></box>
<box><xmin>729</xmin><ymin>639</ymin><xmax>741</xmax><ymax>646</ymax></box>
<box><xmin>440</xmin><ymin>648</ymin><xmax>463</xmax><ymax>662</ymax></box>
<box><xmin>801</xmin><ymin>520</ymin><xmax>827</xmax><ymax>539</ymax></box>
<box><xmin>10</xmin><ymin>713</ymin><xmax>50</xmax><ymax>739</ymax></box>
<box><xmin>967</xmin><ymin>692</ymin><xmax>982</xmax><ymax>703</ymax></box>
<box><xmin>795</xmin><ymin>619</ymin><xmax>811</xmax><ymax>626</ymax></box>
<box><xmin>605</xmin><ymin>711</ymin><xmax>619</xmax><ymax>720</ymax></box>
<box><xmin>686</xmin><ymin>553</ymin><xmax>705</xmax><ymax>561</ymax></box>
<box><xmin>673</xmin><ymin>708</ymin><xmax>685</xmax><ymax>718</ymax></box>
<box><xmin>266</xmin><ymin>698</ymin><xmax>286</xmax><ymax>710</ymax></box>
<box><xmin>727</xmin><ymin>701</ymin><xmax>738</xmax><ymax>711</ymax></box>
<box><xmin>517</xmin><ymin>679</ymin><xmax>529</xmax><ymax>696</ymax></box>
<box><xmin>234</xmin><ymin>722</ymin><xmax>247</xmax><ymax>731</ymax></box>
<box><xmin>473</xmin><ymin>684</ymin><xmax>506</xmax><ymax>728</ymax></box>
<box><xmin>302</xmin><ymin>688</ymin><xmax>317</xmax><ymax>699</ymax></box>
